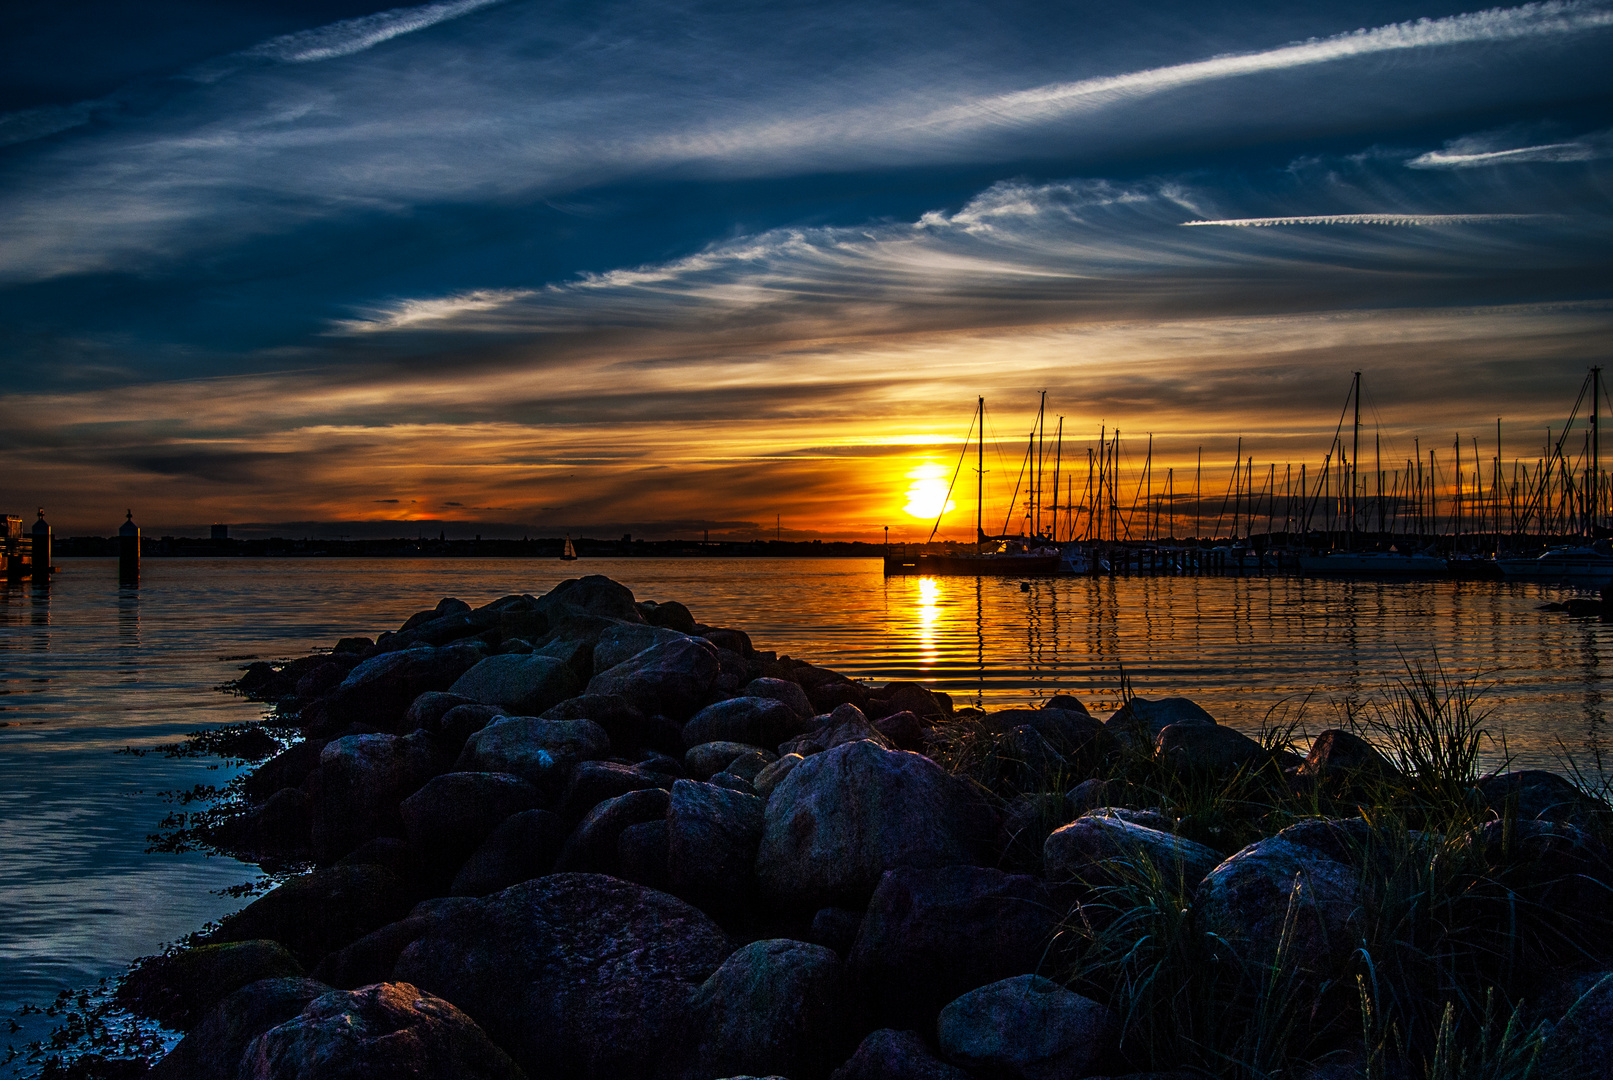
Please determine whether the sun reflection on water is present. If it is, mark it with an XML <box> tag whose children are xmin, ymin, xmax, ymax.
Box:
<box><xmin>914</xmin><ymin>576</ymin><xmax>941</xmax><ymax>664</ymax></box>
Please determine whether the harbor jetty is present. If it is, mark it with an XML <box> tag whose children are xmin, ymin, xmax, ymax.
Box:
<box><xmin>66</xmin><ymin>576</ymin><xmax>1613</xmax><ymax>1078</ymax></box>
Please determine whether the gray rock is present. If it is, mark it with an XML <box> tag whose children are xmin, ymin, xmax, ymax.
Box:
<box><xmin>394</xmin><ymin>873</ymin><xmax>734</xmax><ymax>1079</ymax></box>
<box><xmin>559</xmin><ymin>760</ymin><xmax>672</xmax><ymax>820</ymax></box>
<box><xmin>594</xmin><ymin>623</ymin><xmax>694</xmax><ymax>673</ymax></box>
<box><xmin>449</xmin><ymin>653</ymin><xmax>581</xmax><ymax>717</ymax></box>
<box><xmin>710</xmin><ymin>772</ymin><xmax>759</xmax><ymax>795</ymax></box>
<box><xmin>781</xmin><ymin>706</ymin><xmax>894</xmax><ymax>758</ymax></box>
<box><xmin>617</xmin><ymin>819</ymin><xmax>671</xmax><ymax>890</ymax></box>
<box><xmin>982</xmin><ymin>709</ymin><xmax>1112</xmax><ymax>767</ymax></box>
<box><xmin>1156</xmin><ymin>722</ymin><xmax>1266</xmax><ymax>774</ymax></box>
<box><xmin>555</xmin><ymin>787</ymin><xmax>671</xmax><ymax>874</ymax></box>
<box><xmin>723</xmin><ymin>751</ymin><xmax>774</xmax><ymax>784</ymax></box>
<box><xmin>1195</xmin><ymin>823</ymin><xmax>1363</xmax><ymax>976</ymax></box>
<box><xmin>1065</xmin><ymin>778</ymin><xmax>1143</xmax><ymax>814</ymax></box>
<box><xmin>849</xmin><ymin>865</ymin><xmax>1056</xmax><ymax>1030</ymax></box>
<box><xmin>869</xmin><ymin>682</ymin><xmax>952</xmax><ymax>719</ymax></box>
<box><xmin>1296</xmin><ymin>730</ymin><xmax>1401</xmax><ymax>784</ymax></box>
<box><xmin>1538</xmin><ymin>970</ymin><xmax>1613</xmax><ymax>1080</ymax></box>
<box><xmin>745</xmin><ymin>677</ymin><xmax>815</xmax><ymax>719</ymax></box>
<box><xmin>587</xmin><ymin>636</ymin><xmax>721</xmax><ymax>721</ymax></box>
<box><xmin>1044</xmin><ymin>811</ymin><xmax>1222</xmax><ymax>891</ymax></box>
<box><xmin>324</xmin><ymin>643</ymin><xmax>486</xmax><ymax>730</ymax></box>
<box><xmin>451</xmin><ymin>808</ymin><xmax>567</xmax><ymax>896</ymax></box>
<box><xmin>687</xmin><ymin>740</ymin><xmax>771</xmax><ymax>781</ymax></box>
<box><xmin>455</xmin><ymin>716</ymin><xmax>610</xmax><ymax>793</ymax></box>
<box><xmin>756</xmin><ymin>739</ymin><xmax>996</xmax><ymax>909</ymax></box>
<box><xmin>311</xmin><ymin>731</ymin><xmax>441</xmax><ymax>861</ymax></box>
<box><xmin>542</xmin><ymin>693</ymin><xmax>656</xmax><ymax>755</ymax></box>
<box><xmin>809</xmin><ymin>907</ymin><xmax>863</xmax><ymax>957</ymax></box>
<box><xmin>685</xmin><ymin>696</ymin><xmax>805</xmax><ymax>750</ymax></box>
<box><xmin>535</xmin><ymin>575</ymin><xmax>646</xmax><ymax>623</ymax></box>
<box><xmin>149</xmin><ymin>977</ymin><xmax>331</xmax><ymax>1080</ymax></box>
<box><xmin>210</xmin><ymin>865</ymin><xmax>413</xmax><ymax>969</ymax></box>
<box><xmin>311</xmin><ymin>897</ymin><xmax>479</xmax><ymax>990</ymax></box>
<box><xmin>400</xmin><ymin>772</ymin><xmax>540</xmax><ymax>864</ymax></box>
<box><xmin>830</xmin><ymin>1029</ymin><xmax>973</xmax><ymax>1080</ymax></box>
<box><xmin>1474</xmin><ymin>770</ymin><xmax>1608</xmax><ymax>826</ymax></box>
<box><xmin>255</xmin><ymin>787</ymin><xmax>313</xmax><ymax>850</ymax></box>
<box><xmin>672</xmin><ymin>939</ymin><xmax>847</xmax><ymax>1080</ymax></box>
<box><xmin>999</xmin><ymin>793</ymin><xmax>1073</xmax><ymax>870</ymax></box>
<box><xmin>639</xmin><ymin>599</ymin><xmax>698</xmax><ymax>633</ymax></box>
<box><xmin>937</xmin><ymin>974</ymin><xmax>1115</xmax><ymax>1080</ymax></box>
<box><xmin>119</xmin><ymin>940</ymin><xmax>305</xmax><ymax>1032</ymax></box>
<box><xmin>240</xmin><ymin>981</ymin><xmax>524</xmax><ymax>1080</ymax></box>
<box><xmin>1106</xmin><ymin>697</ymin><xmax>1216</xmax><ymax>739</ymax></box>
<box><xmin>404</xmin><ymin>691</ymin><xmax>480</xmax><ymax>732</ymax></box>
<box><xmin>753</xmin><ymin>753</ymin><xmax>804</xmax><ymax>798</ymax></box>
<box><xmin>668</xmin><ymin>779</ymin><xmax>766</xmax><ymax>916</ymax></box>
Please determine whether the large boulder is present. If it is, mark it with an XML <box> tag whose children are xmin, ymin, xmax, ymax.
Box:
<box><xmin>639</xmin><ymin>599</ymin><xmax>698</xmax><ymax>633</ymax></box>
<box><xmin>240</xmin><ymin>981</ymin><xmax>525</xmax><ymax>1080</ymax></box>
<box><xmin>1474</xmin><ymin>770</ymin><xmax>1609</xmax><ymax>827</ymax></box>
<box><xmin>1194</xmin><ymin>822</ymin><xmax>1363</xmax><ymax>976</ymax></box>
<box><xmin>593</xmin><ymin>623</ymin><xmax>693</xmax><ymax>673</ymax></box>
<box><xmin>684</xmin><ymin>696</ymin><xmax>805</xmax><ymax>750</ymax></box>
<box><xmin>667</xmin><ymin>779</ymin><xmax>766</xmax><ymax>917</ymax></box>
<box><xmin>686</xmin><ymin>740</ymin><xmax>772</xmax><ymax>781</ymax></box>
<box><xmin>848</xmin><ymin>866</ymin><xmax>1056</xmax><ymax>1030</ymax></box>
<box><xmin>1044</xmin><ymin>811</ymin><xmax>1222</xmax><ymax>891</ymax></box>
<box><xmin>867</xmin><ymin>682</ymin><xmax>952</xmax><ymax>720</ymax></box>
<box><xmin>982</xmin><ymin>708</ymin><xmax>1112</xmax><ymax>768</ymax></box>
<box><xmin>542</xmin><ymin>694</ymin><xmax>659</xmax><ymax>756</ymax></box>
<box><xmin>755</xmin><ymin>740</ymin><xmax>996</xmax><ymax>910</ymax></box>
<box><xmin>311</xmin><ymin>897</ymin><xmax>479</xmax><ymax>990</ymax></box>
<box><xmin>394</xmin><ymin>873</ymin><xmax>734</xmax><ymax>1079</ymax></box>
<box><xmin>455</xmin><ymin>716</ymin><xmax>610</xmax><ymax>794</ymax></box>
<box><xmin>745</xmin><ymin>677</ymin><xmax>814</xmax><ymax>720</ymax></box>
<box><xmin>781</xmin><ymin>705</ymin><xmax>893</xmax><ymax>757</ymax></box>
<box><xmin>1105</xmin><ymin>697</ymin><xmax>1216</xmax><ymax>741</ymax></box>
<box><xmin>210</xmin><ymin>865</ymin><xmax>413</xmax><ymax>968</ymax></box>
<box><xmin>400</xmin><ymin>772</ymin><xmax>541</xmax><ymax>866</ymax></box>
<box><xmin>559</xmin><ymin>760</ymin><xmax>672</xmax><ymax>820</ymax></box>
<box><xmin>936</xmin><ymin>974</ymin><xmax>1115</xmax><ymax>1080</ymax></box>
<box><xmin>323</xmin><ymin>643</ymin><xmax>486</xmax><ymax>729</ymax></box>
<box><xmin>149</xmin><ymin>977</ymin><xmax>332</xmax><ymax>1080</ymax></box>
<box><xmin>119</xmin><ymin>940</ymin><xmax>304</xmax><ymax>1032</ymax></box>
<box><xmin>587</xmin><ymin>637</ymin><xmax>721</xmax><ymax>721</ymax></box>
<box><xmin>535</xmin><ymin>575</ymin><xmax>645</xmax><ymax>624</ymax></box>
<box><xmin>670</xmin><ymin>939</ymin><xmax>848</xmax><ymax>1080</ymax></box>
<box><xmin>554</xmin><ymin>787</ymin><xmax>671</xmax><ymax>874</ymax></box>
<box><xmin>1538</xmin><ymin>970</ymin><xmax>1613</xmax><ymax>1080</ymax></box>
<box><xmin>830</xmin><ymin>1028</ymin><xmax>972</xmax><ymax>1080</ymax></box>
<box><xmin>311</xmin><ymin>732</ymin><xmax>442</xmax><ymax>861</ymax></box>
<box><xmin>1155</xmin><ymin>723</ymin><xmax>1266</xmax><ymax>775</ymax></box>
<box><xmin>448</xmin><ymin>654</ymin><xmax>581</xmax><ymax>717</ymax></box>
<box><xmin>451</xmin><ymin>809</ymin><xmax>567</xmax><ymax>896</ymax></box>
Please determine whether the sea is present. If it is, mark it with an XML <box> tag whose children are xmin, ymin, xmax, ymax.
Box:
<box><xmin>3</xmin><ymin>556</ymin><xmax>1611</xmax><ymax>1070</ymax></box>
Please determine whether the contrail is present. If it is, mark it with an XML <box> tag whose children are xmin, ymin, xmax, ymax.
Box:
<box><xmin>247</xmin><ymin>0</ymin><xmax>504</xmax><ymax>64</ymax></box>
<box><xmin>1182</xmin><ymin>213</ymin><xmax>1555</xmax><ymax>226</ymax></box>
<box><xmin>938</xmin><ymin>1</ymin><xmax>1613</xmax><ymax>128</ymax></box>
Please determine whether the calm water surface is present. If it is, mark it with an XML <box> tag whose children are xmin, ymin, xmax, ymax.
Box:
<box><xmin>3</xmin><ymin>556</ymin><xmax>1611</xmax><ymax>1063</ymax></box>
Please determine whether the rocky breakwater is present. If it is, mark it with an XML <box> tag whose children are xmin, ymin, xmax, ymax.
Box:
<box><xmin>108</xmin><ymin>575</ymin><xmax>1613</xmax><ymax>1080</ymax></box>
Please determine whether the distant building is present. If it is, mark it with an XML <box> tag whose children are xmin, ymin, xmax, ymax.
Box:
<box><xmin>1</xmin><ymin>516</ymin><xmax>19</xmax><ymax>541</ymax></box>
<box><xmin>211</xmin><ymin>524</ymin><xmax>229</xmax><ymax>541</ymax></box>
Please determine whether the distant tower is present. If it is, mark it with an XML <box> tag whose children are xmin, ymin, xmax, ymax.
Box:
<box><xmin>210</xmin><ymin>524</ymin><xmax>229</xmax><ymax>542</ymax></box>
<box><xmin>119</xmin><ymin>510</ymin><xmax>141</xmax><ymax>585</ymax></box>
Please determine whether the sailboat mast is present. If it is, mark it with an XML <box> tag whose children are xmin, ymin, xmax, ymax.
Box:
<box><xmin>1593</xmin><ymin>367</ymin><xmax>1601</xmax><ymax>534</ymax></box>
<box><xmin>976</xmin><ymin>396</ymin><xmax>984</xmax><ymax>550</ymax></box>
<box><xmin>1051</xmin><ymin>416</ymin><xmax>1063</xmax><ymax>544</ymax></box>
<box><xmin>1350</xmin><ymin>371</ymin><xmax>1361</xmax><ymax>548</ymax></box>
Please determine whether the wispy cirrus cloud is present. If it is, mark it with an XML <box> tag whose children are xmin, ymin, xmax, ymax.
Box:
<box><xmin>242</xmin><ymin>0</ymin><xmax>505</xmax><ymax>64</ymax></box>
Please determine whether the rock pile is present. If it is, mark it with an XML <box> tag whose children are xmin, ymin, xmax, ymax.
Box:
<box><xmin>122</xmin><ymin>575</ymin><xmax>1613</xmax><ymax>1080</ymax></box>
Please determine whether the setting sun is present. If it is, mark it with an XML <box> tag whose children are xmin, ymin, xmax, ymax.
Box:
<box><xmin>903</xmin><ymin>462</ymin><xmax>957</xmax><ymax>520</ymax></box>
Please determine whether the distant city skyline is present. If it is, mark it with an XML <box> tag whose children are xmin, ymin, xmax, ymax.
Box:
<box><xmin>2</xmin><ymin>0</ymin><xmax>1610</xmax><ymax>539</ymax></box>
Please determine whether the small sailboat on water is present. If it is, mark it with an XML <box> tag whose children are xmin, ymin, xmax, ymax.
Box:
<box><xmin>560</xmin><ymin>535</ymin><xmax>578</xmax><ymax>561</ymax></box>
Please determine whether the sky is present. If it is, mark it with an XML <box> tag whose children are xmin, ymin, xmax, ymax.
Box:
<box><xmin>1</xmin><ymin>0</ymin><xmax>1610</xmax><ymax>541</ymax></box>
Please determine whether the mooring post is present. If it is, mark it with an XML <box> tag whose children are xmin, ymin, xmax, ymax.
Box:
<box><xmin>30</xmin><ymin>508</ymin><xmax>51</xmax><ymax>585</ymax></box>
<box><xmin>119</xmin><ymin>510</ymin><xmax>140</xmax><ymax>585</ymax></box>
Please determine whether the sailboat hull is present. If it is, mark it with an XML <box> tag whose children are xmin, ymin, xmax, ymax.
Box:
<box><xmin>1298</xmin><ymin>553</ymin><xmax>1448</xmax><ymax>576</ymax></box>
